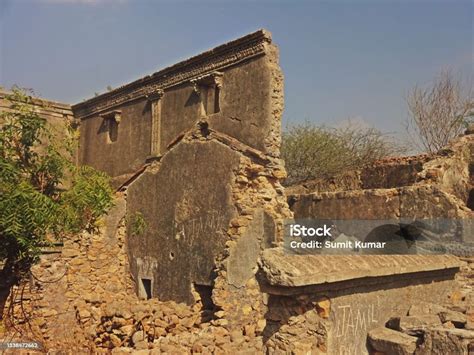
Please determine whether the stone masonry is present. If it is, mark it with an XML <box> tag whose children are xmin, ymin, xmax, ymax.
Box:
<box><xmin>1</xmin><ymin>30</ymin><xmax>473</xmax><ymax>354</ymax></box>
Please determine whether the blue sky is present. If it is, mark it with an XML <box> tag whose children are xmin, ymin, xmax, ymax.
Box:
<box><xmin>0</xmin><ymin>0</ymin><xmax>472</xmax><ymax>137</ymax></box>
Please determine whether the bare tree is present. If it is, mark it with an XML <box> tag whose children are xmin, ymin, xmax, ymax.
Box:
<box><xmin>406</xmin><ymin>70</ymin><xmax>473</xmax><ymax>153</ymax></box>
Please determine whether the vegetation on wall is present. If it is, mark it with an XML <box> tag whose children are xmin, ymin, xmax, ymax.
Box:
<box><xmin>0</xmin><ymin>87</ymin><xmax>114</xmax><ymax>287</ymax></box>
<box><xmin>281</xmin><ymin>121</ymin><xmax>404</xmax><ymax>186</ymax></box>
<box><xmin>129</xmin><ymin>211</ymin><xmax>147</xmax><ymax>237</ymax></box>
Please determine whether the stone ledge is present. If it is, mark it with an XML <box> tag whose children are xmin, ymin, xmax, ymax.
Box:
<box><xmin>259</xmin><ymin>248</ymin><xmax>462</xmax><ymax>288</ymax></box>
<box><xmin>0</xmin><ymin>90</ymin><xmax>74</xmax><ymax>118</ymax></box>
<box><xmin>289</xmin><ymin>184</ymin><xmax>473</xmax><ymax>219</ymax></box>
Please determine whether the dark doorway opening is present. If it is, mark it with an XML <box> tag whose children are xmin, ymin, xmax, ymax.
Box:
<box><xmin>194</xmin><ymin>284</ymin><xmax>214</xmax><ymax>310</ymax></box>
<box><xmin>141</xmin><ymin>278</ymin><xmax>152</xmax><ymax>300</ymax></box>
<box><xmin>194</xmin><ymin>283</ymin><xmax>216</xmax><ymax>323</ymax></box>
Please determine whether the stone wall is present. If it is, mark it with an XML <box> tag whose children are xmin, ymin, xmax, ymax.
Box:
<box><xmin>65</xmin><ymin>29</ymin><xmax>286</xmax><ymax>310</ymax></box>
<box><xmin>286</xmin><ymin>132</ymin><xmax>473</xmax><ymax>206</ymax></box>
<box><xmin>288</xmin><ymin>132</ymin><xmax>474</xmax><ymax>221</ymax></box>
<box><xmin>258</xmin><ymin>249</ymin><xmax>465</xmax><ymax>355</ymax></box>
<box><xmin>0</xmin><ymin>89</ymin><xmax>75</xmax><ymax>124</ymax></box>
<box><xmin>1</xmin><ymin>195</ymin><xmax>267</xmax><ymax>353</ymax></box>
<box><xmin>67</xmin><ymin>29</ymin><xmax>293</xmax><ymax>342</ymax></box>
<box><xmin>73</xmin><ymin>29</ymin><xmax>283</xmax><ymax>188</ymax></box>
<box><xmin>0</xmin><ymin>89</ymin><xmax>77</xmax><ymax>165</ymax></box>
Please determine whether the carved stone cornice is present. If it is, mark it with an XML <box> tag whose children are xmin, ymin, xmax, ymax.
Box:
<box><xmin>72</xmin><ymin>29</ymin><xmax>272</xmax><ymax>119</ymax></box>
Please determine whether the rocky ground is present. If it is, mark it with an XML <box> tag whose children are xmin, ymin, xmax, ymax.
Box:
<box><xmin>0</xmin><ymin>194</ymin><xmax>472</xmax><ymax>354</ymax></box>
<box><xmin>367</xmin><ymin>256</ymin><xmax>474</xmax><ymax>355</ymax></box>
<box><xmin>1</xmin><ymin>256</ymin><xmax>472</xmax><ymax>354</ymax></box>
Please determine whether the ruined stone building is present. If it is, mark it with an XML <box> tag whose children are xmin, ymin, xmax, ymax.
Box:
<box><xmin>72</xmin><ymin>29</ymin><xmax>290</xmax><ymax>308</ymax></box>
<box><xmin>1</xmin><ymin>29</ymin><xmax>473</xmax><ymax>354</ymax></box>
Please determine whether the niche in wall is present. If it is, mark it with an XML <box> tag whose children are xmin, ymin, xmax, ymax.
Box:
<box><xmin>100</xmin><ymin>110</ymin><xmax>122</xmax><ymax>143</ymax></box>
<box><xmin>191</xmin><ymin>72</ymin><xmax>223</xmax><ymax>116</ymax></box>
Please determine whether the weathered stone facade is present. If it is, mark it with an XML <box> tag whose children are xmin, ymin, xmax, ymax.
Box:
<box><xmin>72</xmin><ymin>31</ymin><xmax>292</xmax><ymax>325</ymax></box>
<box><xmin>73</xmin><ymin>30</ymin><xmax>283</xmax><ymax>188</ymax></box>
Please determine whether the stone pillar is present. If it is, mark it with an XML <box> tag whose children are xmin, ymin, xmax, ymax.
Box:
<box><xmin>147</xmin><ymin>90</ymin><xmax>164</xmax><ymax>158</ymax></box>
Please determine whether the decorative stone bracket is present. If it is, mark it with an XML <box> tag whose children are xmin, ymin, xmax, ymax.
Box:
<box><xmin>146</xmin><ymin>89</ymin><xmax>164</xmax><ymax>102</ymax></box>
<box><xmin>100</xmin><ymin>109</ymin><xmax>122</xmax><ymax>123</ymax></box>
<box><xmin>190</xmin><ymin>72</ymin><xmax>223</xmax><ymax>94</ymax></box>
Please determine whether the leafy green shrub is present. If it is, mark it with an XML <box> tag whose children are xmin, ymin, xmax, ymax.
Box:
<box><xmin>281</xmin><ymin>122</ymin><xmax>404</xmax><ymax>186</ymax></box>
<box><xmin>0</xmin><ymin>87</ymin><xmax>113</xmax><ymax>282</ymax></box>
<box><xmin>59</xmin><ymin>166</ymin><xmax>114</xmax><ymax>233</ymax></box>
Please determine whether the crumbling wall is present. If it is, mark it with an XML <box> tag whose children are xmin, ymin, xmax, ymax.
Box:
<box><xmin>2</xmin><ymin>196</ymin><xmax>133</xmax><ymax>352</ymax></box>
<box><xmin>2</xmin><ymin>195</ymin><xmax>270</xmax><ymax>353</ymax></box>
<box><xmin>114</xmin><ymin>30</ymin><xmax>293</xmax><ymax>331</ymax></box>
<box><xmin>0</xmin><ymin>89</ymin><xmax>77</xmax><ymax>165</ymax></box>
<box><xmin>418</xmin><ymin>134</ymin><xmax>473</xmax><ymax>207</ymax></box>
<box><xmin>288</xmin><ymin>132</ymin><xmax>474</xmax><ymax>221</ymax></box>
<box><xmin>125</xmin><ymin>127</ymin><xmax>291</xmax><ymax>300</ymax></box>
<box><xmin>287</xmin><ymin>133</ymin><xmax>474</xmax><ymax>205</ymax></box>
<box><xmin>258</xmin><ymin>249</ymin><xmax>465</xmax><ymax>355</ymax></box>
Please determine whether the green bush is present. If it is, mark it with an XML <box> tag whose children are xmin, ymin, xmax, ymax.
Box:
<box><xmin>281</xmin><ymin>122</ymin><xmax>404</xmax><ymax>186</ymax></box>
<box><xmin>0</xmin><ymin>87</ymin><xmax>113</xmax><ymax>282</ymax></box>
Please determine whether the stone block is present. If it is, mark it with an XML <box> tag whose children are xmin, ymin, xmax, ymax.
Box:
<box><xmin>408</xmin><ymin>302</ymin><xmax>448</xmax><ymax>316</ymax></box>
<box><xmin>439</xmin><ymin>310</ymin><xmax>467</xmax><ymax>328</ymax></box>
<box><xmin>368</xmin><ymin>327</ymin><xmax>418</xmax><ymax>355</ymax></box>
<box><xmin>227</xmin><ymin>209</ymin><xmax>265</xmax><ymax>287</ymax></box>
<box><xmin>386</xmin><ymin>315</ymin><xmax>441</xmax><ymax>336</ymax></box>
<box><xmin>466</xmin><ymin>307</ymin><xmax>474</xmax><ymax>330</ymax></box>
<box><xmin>416</xmin><ymin>328</ymin><xmax>474</xmax><ymax>355</ymax></box>
<box><xmin>259</xmin><ymin>248</ymin><xmax>461</xmax><ymax>288</ymax></box>
<box><xmin>314</xmin><ymin>298</ymin><xmax>331</xmax><ymax>319</ymax></box>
